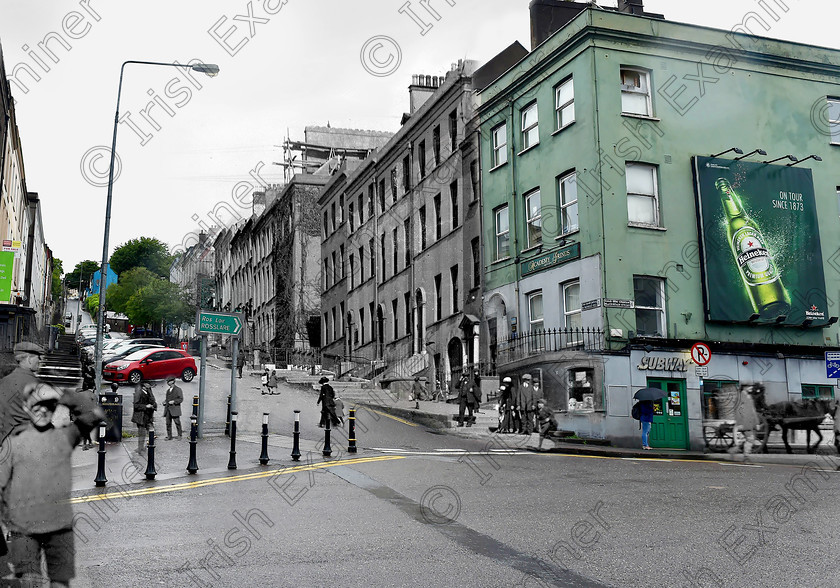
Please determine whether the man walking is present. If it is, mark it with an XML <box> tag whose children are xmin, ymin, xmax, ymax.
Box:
<box><xmin>520</xmin><ymin>374</ymin><xmax>536</xmax><ymax>435</ymax></box>
<box><xmin>236</xmin><ymin>350</ymin><xmax>246</xmax><ymax>378</ymax></box>
<box><xmin>131</xmin><ymin>382</ymin><xmax>157</xmax><ymax>454</ymax></box>
<box><xmin>163</xmin><ymin>377</ymin><xmax>183</xmax><ymax>440</ymax></box>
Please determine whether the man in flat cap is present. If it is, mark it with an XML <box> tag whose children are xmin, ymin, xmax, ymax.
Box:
<box><xmin>0</xmin><ymin>342</ymin><xmax>45</xmax><ymax>444</ymax></box>
<box><xmin>520</xmin><ymin>373</ymin><xmax>536</xmax><ymax>435</ymax></box>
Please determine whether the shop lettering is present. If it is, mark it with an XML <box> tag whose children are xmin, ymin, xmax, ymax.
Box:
<box><xmin>636</xmin><ymin>356</ymin><xmax>688</xmax><ymax>371</ymax></box>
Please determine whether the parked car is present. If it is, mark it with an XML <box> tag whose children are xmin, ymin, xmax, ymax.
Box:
<box><xmin>100</xmin><ymin>344</ymin><xmax>164</xmax><ymax>372</ymax></box>
<box><xmin>103</xmin><ymin>348</ymin><xmax>196</xmax><ymax>384</ymax></box>
<box><xmin>102</xmin><ymin>338</ymin><xmax>167</xmax><ymax>361</ymax></box>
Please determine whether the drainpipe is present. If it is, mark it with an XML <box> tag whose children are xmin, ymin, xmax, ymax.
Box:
<box><xmin>408</xmin><ymin>142</ymin><xmax>417</xmax><ymax>355</ymax></box>
<box><xmin>592</xmin><ymin>48</ymin><xmax>610</xmax><ymax>344</ymax></box>
<box><xmin>508</xmin><ymin>100</ymin><xmax>522</xmax><ymax>333</ymax></box>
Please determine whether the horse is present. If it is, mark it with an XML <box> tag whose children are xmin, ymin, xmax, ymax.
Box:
<box><xmin>747</xmin><ymin>384</ymin><xmax>837</xmax><ymax>454</ymax></box>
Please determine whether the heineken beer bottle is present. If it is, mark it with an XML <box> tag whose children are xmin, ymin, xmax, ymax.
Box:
<box><xmin>716</xmin><ymin>178</ymin><xmax>790</xmax><ymax>319</ymax></box>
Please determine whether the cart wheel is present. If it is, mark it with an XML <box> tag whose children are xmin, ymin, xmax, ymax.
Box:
<box><xmin>704</xmin><ymin>425</ymin><xmax>735</xmax><ymax>452</ymax></box>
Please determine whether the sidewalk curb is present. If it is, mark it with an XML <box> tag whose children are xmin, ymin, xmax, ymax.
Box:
<box><xmin>361</xmin><ymin>402</ymin><xmax>452</xmax><ymax>429</ymax></box>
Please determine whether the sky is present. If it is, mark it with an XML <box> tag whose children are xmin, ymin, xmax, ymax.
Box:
<box><xmin>0</xmin><ymin>0</ymin><xmax>835</xmax><ymax>272</ymax></box>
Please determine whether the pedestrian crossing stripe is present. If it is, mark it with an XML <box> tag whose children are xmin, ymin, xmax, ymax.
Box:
<box><xmin>69</xmin><ymin>455</ymin><xmax>405</xmax><ymax>504</ymax></box>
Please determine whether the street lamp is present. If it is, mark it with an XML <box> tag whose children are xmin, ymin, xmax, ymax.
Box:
<box><xmin>94</xmin><ymin>60</ymin><xmax>220</xmax><ymax>392</ymax></box>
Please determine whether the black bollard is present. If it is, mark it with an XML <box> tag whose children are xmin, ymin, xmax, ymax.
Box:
<box><xmin>192</xmin><ymin>395</ymin><xmax>199</xmax><ymax>418</ymax></box>
<box><xmin>323</xmin><ymin>417</ymin><xmax>333</xmax><ymax>457</ymax></box>
<box><xmin>348</xmin><ymin>408</ymin><xmax>357</xmax><ymax>453</ymax></box>
<box><xmin>94</xmin><ymin>423</ymin><xmax>108</xmax><ymax>487</ymax></box>
<box><xmin>291</xmin><ymin>410</ymin><xmax>301</xmax><ymax>461</ymax></box>
<box><xmin>144</xmin><ymin>426</ymin><xmax>157</xmax><ymax>480</ymax></box>
<box><xmin>259</xmin><ymin>412</ymin><xmax>270</xmax><ymax>465</ymax></box>
<box><xmin>187</xmin><ymin>415</ymin><xmax>199</xmax><ymax>474</ymax></box>
<box><xmin>228</xmin><ymin>411</ymin><xmax>238</xmax><ymax>470</ymax></box>
<box><xmin>225</xmin><ymin>395</ymin><xmax>231</xmax><ymax>436</ymax></box>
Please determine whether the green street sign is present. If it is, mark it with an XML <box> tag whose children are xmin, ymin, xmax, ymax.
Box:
<box><xmin>196</xmin><ymin>311</ymin><xmax>243</xmax><ymax>336</ymax></box>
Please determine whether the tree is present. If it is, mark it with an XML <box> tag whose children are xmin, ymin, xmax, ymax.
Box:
<box><xmin>124</xmin><ymin>280</ymin><xmax>195</xmax><ymax>328</ymax></box>
<box><xmin>106</xmin><ymin>267</ymin><xmax>159</xmax><ymax>315</ymax></box>
<box><xmin>65</xmin><ymin>260</ymin><xmax>100</xmax><ymax>293</ymax></box>
<box><xmin>85</xmin><ymin>294</ymin><xmax>99</xmax><ymax>318</ymax></box>
<box><xmin>51</xmin><ymin>258</ymin><xmax>63</xmax><ymax>300</ymax></box>
<box><xmin>110</xmin><ymin>237</ymin><xmax>173</xmax><ymax>277</ymax></box>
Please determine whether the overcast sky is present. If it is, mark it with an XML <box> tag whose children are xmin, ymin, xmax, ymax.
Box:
<box><xmin>0</xmin><ymin>0</ymin><xmax>835</xmax><ymax>272</ymax></box>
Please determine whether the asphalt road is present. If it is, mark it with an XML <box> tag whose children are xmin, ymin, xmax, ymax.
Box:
<box><xmin>66</xmin><ymin>365</ymin><xmax>840</xmax><ymax>587</ymax></box>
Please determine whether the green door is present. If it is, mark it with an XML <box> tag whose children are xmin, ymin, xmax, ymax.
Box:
<box><xmin>647</xmin><ymin>378</ymin><xmax>689</xmax><ymax>450</ymax></box>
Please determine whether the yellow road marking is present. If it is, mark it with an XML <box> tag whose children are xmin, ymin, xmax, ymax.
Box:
<box><xmin>70</xmin><ymin>455</ymin><xmax>404</xmax><ymax>503</ymax></box>
<box><xmin>364</xmin><ymin>408</ymin><xmax>419</xmax><ymax>427</ymax></box>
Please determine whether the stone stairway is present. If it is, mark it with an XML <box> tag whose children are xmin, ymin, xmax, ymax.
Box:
<box><xmin>38</xmin><ymin>334</ymin><xmax>82</xmax><ymax>389</ymax></box>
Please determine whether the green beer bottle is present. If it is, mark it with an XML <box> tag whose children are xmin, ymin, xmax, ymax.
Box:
<box><xmin>715</xmin><ymin>178</ymin><xmax>790</xmax><ymax>320</ymax></box>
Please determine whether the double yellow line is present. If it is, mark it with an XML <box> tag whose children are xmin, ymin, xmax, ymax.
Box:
<box><xmin>70</xmin><ymin>455</ymin><xmax>404</xmax><ymax>504</ymax></box>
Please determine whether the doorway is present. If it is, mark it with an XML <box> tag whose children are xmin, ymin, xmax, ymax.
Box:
<box><xmin>646</xmin><ymin>378</ymin><xmax>689</xmax><ymax>450</ymax></box>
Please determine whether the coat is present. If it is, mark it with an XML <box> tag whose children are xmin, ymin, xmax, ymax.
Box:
<box><xmin>0</xmin><ymin>366</ymin><xmax>39</xmax><ymax>443</ymax></box>
<box><xmin>164</xmin><ymin>384</ymin><xmax>183</xmax><ymax>417</ymax></box>
<box><xmin>519</xmin><ymin>382</ymin><xmax>535</xmax><ymax>410</ymax></box>
<box><xmin>131</xmin><ymin>386</ymin><xmax>157</xmax><ymax>427</ymax></box>
<box><xmin>317</xmin><ymin>383</ymin><xmax>335</xmax><ymax>410</ymax></box>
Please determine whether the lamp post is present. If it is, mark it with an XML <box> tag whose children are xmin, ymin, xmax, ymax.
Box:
<box><xmin>93</xmin><ymin>60</ymin><xmax>219</xmax><ymax>392</ymax></box>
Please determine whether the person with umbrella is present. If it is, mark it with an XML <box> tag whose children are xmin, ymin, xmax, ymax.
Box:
<box><xmin>633</xmin><ymin>387</ymin><xmax>664</xmax><ymax>450</ymax></box>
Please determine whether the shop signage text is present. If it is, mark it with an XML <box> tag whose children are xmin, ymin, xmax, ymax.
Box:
<box><xmin>604</xmin><ymin>298</ymin><xmax>635</xmax><ymax>309</ymax></box>
<box><xmin>637</xmin><ymin>356</ymin><xmax>689</xmax><ymax>372</ymax></box>
<box><xmin>520</xmin><ymin>243</ymin><xmax>581</xmax><ymax>277</ymax></box>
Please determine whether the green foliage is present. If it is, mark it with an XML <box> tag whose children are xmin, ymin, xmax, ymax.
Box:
<box><xmin>110</xmin><ymin>237</ymin><xmax>173</xmax><ymax>277</ymax></box>
<box><xmin>124</xmin><ymin>279</ymin><xmax>195</xmax><ymax>328</ymax></box>
<box><xmin>106</xmin><ymin>267</ymin><xmax>159</xmax><ymax>315</ymax></box>
<box><xmin>66</xmin><ymin>260</ymin><xmax>100</xmax><ymax>292</ymax></box>
<box><xmin>52</xmin><ymin>324</ymin><xmax>66</xmax><ymax>335</ymax></box>
<box><xmin>51</xmin><ymin>258</ymin><xmax>63</xmax><ymax>300</ymax></box>
<box><xmin>85</xmin><ymin>294</ymin><xmax>99</xmax><ymax>318</ymax></box>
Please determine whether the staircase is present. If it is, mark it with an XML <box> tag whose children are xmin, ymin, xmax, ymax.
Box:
<box><xmin>283</xmin><ymin>369</ymin><xmax>395</xmax><ymax>405</ymax></box>
<box><xmin>38</xmin><ymin>334</ymin><xmax>82</xmax><ymax>389</ymax></box>
<box><xmin>381</xmin><ymin>353</ymin><xmax>428</xmax><ymax>382</ymax></box>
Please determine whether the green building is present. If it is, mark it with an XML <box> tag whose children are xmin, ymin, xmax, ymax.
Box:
<box><xmin>478</xmin><ymin>0</ymin><xmax>840</xmax><ymax>449</ymax></box>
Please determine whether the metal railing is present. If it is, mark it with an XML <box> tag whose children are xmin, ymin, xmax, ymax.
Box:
<box><xmin>496</xmin><ymin>328</ymin><xmax>605</xmax><ymax>364</ymax></box>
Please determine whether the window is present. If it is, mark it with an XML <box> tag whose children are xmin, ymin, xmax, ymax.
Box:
<box><xmin>323</xmin><ymin>211</ymin><xmax>329</xmax><ymax>237</ymax></box>
<box><xmin>380</xmin><ymin>234</ymin><xmax>386</xmax><ymax>279</ymax></box>
<box><xmin>470</xmin><ymin>160</ymin><xmax>479</xmax><ymax>202</ymax></box>
<box><xmin>402</xmin><ymin>156</ymin><xmax>411</xmax><ymax>193</ymax></box>
<box><xmin>392</xmin><ymin>299</ymin><xmax>399</xmax><ymax>340</ymax></box>
<box><xmin>555</xmin><ymin>77</ymin><xmax>575</xmax><ymax>130</ymax></box>
<box><xmin>433</xmin><ymin>194</ymin><xmax>441</xmax><ymax>240</ymax></box>
<box><xmin>339</xmin><ymin>244</ymin><xmax>345</xmax><ymax>279</ymax></box>
<box><xmin>524</xmin><ymin>189</ymin><xmax>542</xmax><ymax>248</ymax></box>
<box><xmin>620</xmin><ymin>67</ymin><xmax>652</xmax><ymax>117</ymax></box>
<box><xmin>829</xmin><ymin>98</ymin><xmax>840</xmax><ymax>145</ymax></box>
<box><xmin>491</xmin><ymin>123</ymin><xmax>507</xmax><ymax>168</ymax></box>
<box><xmin>494</xmin><ymin>205</ymin><xmax>510</xmax><ymax>260</ymax></box>
<box><xmin>434</xmin><ymin>274</ymin><xmax>442</xmax><ymax>321</ymax></box>
<box><xmin>528</xmin><ymin>291</ymin><xmax>544</xmax><ymax>332</ymax></box>
<box><xmin>568</xmin><ymin>368</ymin><xmax>597</xmax><ymax>411</ymax></box>
<box><xmin>701</xmin><ymin>380</ymin><xmax>739</xmax><ymax>420</ymax></box>
<box><xmin>419</xmin><ymin>206</ymin><xmax>427</xmax><ymax>250</ymax></box>
<box><xmin>340</xmin><ymin>302</ymin><xmax>345</xmax><ymax>337</ymax></box>
<box><xmin>404</xmin><ymin>219</ymin><xmax>411</xmax><ymax>266</ymax></box>
<box><xmin>369</xmin><ymin>302</ymin><xmax>375</xmax><ymax>343</ymax></box>
<box><xmin>449</xmin><ymin>110</ymin><xmax>457</xmax><ymax>151</ymax></box>
<box><xmin>391</xmin><ymin>169</ymin><xmax>398</xmax><ymax>204</ymax></box>
<box><xmin>559</xmin><ymin>172</ymin><xmax>578</xmax><ymax>235</ymax></box>
<box><xmin>331</xmin><ymin>201</ymin><xmax>337</xmax><ymax>231</ymax></box>
<box><xmin>349</xmin><ymin>253</ymin><xmax>355</xmax><ymax>289</ymax></box>
<box><xmin>418</xmin><ymin>140</ymin><xmax>427</xmax><ymax>177</ymax></box>
<box><xmin>360</xmin><ymin>307</ymin><xmax>366</xmax><ymax>344</ymax></box>
<box><xmin>368</xmin><ymin>185</ymin><xmax>374</xmax><ymax>218</ymax></box>
<box><xmin>450</xmin><ymin>181</ymin><xmax>459</xmax><ymax>229</ymax></box>
<box><xmin>634</xmin><ymin>276</ymin><xmax>665</xmax><ymax>337</ymax></box>
<box><xmin>433</xmin><ymin>125</ymin><xmax>441</xmax><ymax>166</ymax></box>
<box><xmin>471</xmin><ymin>237</ymin><xmax>480</xmax><ymax>288</ymax></box>
<box><xmin>626</xmin><ymin>163</ymin><xmax>659</xmax><ymax>226</ymax></box>
<box><xmin>562</xmin><ymin>281</ymin><xmax>581</xmax><ymax>330</ymax></box>
<box><xmin>348</xmin><ymin>202</ymin><xmax>355</xmax><ymax>232</ymax></box>
<box><xmin>359</xmin><ymin>246</ymin><xmax>365</xmax><ymax>283</ymax></box>
<box><xmin>323</xmin><ymin>257</ymin><xmax>329</xmax><ymax>290</ymax></box>
<box><xmin>392</xmin><ymin>227</ymin><xmax>399</xmax><ymax>274</ymax></box>
<box><xmin>338</xmin><ymin>196</ymin><xmax>344</xmax><ymax>225</ymax></box>
<box><xmin>369</xmin><ymin>239</ymin><xmax>375</xmax><ymax>279</ymax></box>
<box><xmin>404</xmin><ymin>292</ymin><xmax>411</xmax><ymax>338</ymax></box>
<box><xmin>521</xmin><ymin>102</ymin><xmax>539</xmax><ymax>150</ymax></box>
<box><xmin>451</xmin><ymin>265</ymin><xmax>459</xmax><ymax>314</ymax></box>
<box><xmin>331</xmin><ymin>251</ymin><xmax>338</xmax><ymax>285</ymax></box>
<box><xmin>802</xmin><ymin>384</ymin><xmax>835</xmax><ymax>400</ymax></box>
<box><xmin>331</xmin><ymin>307</ymin><xmax>337</xmax><ymax>342</ymax></box>
<box><xmin>378</xmin><ymin>179</ymin><xmax>385</xmax><ymax>213</ymax></box>
<box><xmin>358</xmin><ymin>194</ymin><xmax>365</xmax><ymax>225</ymax></box>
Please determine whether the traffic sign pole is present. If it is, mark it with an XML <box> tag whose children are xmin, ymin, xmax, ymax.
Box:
<box><xmin>198</xmin><ymin>335</ymin><xmax>207</xmax><ymax>438</ymax></box>
<box><xmin>230</xmin><ymin>336</ymin><xmax>239</xmax><ymax>414</ymax></box>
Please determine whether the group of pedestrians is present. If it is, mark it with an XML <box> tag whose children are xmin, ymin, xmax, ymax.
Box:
<box><xmin>497</xmin><ymin>373</ymin><xmax>542</xmax><ymax>435</ymax></box>
<box><xmin>0</xmin><ymin>342</ymin><xmax>104</xmax><ymax>586</ymax></box>
<box><xmin>130</xmin><ymin>376</ymin><xmax>185</xmax><ymax>452</ymax></box>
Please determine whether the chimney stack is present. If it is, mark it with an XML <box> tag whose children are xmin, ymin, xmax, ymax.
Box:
<box><xmin>617</xmin><ymin>0</ymin><xmax>645</xmax><ymax>15</ymax></box>
<box><xmin>408</xmin><ymin>73</ymin><xmax>443</xmax><ymax>114</ymax></box>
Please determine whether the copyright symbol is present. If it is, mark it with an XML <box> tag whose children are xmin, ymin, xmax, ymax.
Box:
<box><xmin>80</xmin><ymin>145</ymin><xmax>121</xmax><ymax>188</ymax></box>
<box><xmin>420</xmin><ymin>485</ymin><xmax>461</xmax><ymax>525</ymax></box>
<box><xmin>809</xmin><ymin>97</ymin><xmax>837</xmax><ymax>138</ymax></box>
<box><xmin>0</xmin><ymin>439</ymin><xmax>11</xmax><ymax>466</ymax></box>
<box><xmin>360</xmin><ymin>35</ymin><xmax>402</xmax><ymax>78</ymax></box>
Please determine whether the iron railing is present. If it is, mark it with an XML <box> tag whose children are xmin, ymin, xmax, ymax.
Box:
<box><xmin>496</xmin><ymin>328</ymin><xmax>605</xmax><ymax>364</ymax></box>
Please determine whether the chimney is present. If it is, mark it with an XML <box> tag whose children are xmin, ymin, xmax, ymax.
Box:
<box><xmin>253</xmin><ymin>190</ymin><xmax>266</xmax><ymax>216</ymax></box>
<box><xmin>408</xmin><ymin>73</ymin><xmax>442</xmax><ymax>114</ymax></box>
<box><xmin>528</xmin><ymin>0</ymin><xmax>588</xmax><ymax>51</ymax></box>
<box><xmin>617</xmin><ymin>0</ymin><xmax>644</xmax><ymax>15</ymax></box>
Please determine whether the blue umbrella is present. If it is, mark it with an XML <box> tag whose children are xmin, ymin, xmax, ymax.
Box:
<box><xmin>634</xmin><ymin>387</ymin><xmax>667</xmax><ymax>401</ymax></box>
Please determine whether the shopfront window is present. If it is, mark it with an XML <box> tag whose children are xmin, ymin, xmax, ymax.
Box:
<box><xmin>567</xmin><ymin>367</ymin><xmax>598</xmax><ymax>412</ymax></box>
<box><xmin>701</xmin><ymin>380</ymin><xmax>739</xmax><ymax>420</ymax></box>
<box><xmin>802</xmin><ymin>384</ymin><xmax>835</xmax><ymax>400</ymax></box>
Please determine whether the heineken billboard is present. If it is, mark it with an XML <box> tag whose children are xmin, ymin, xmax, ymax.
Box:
<box><xmin>693</xmin><ymin>156</ymin><xmax>828</xmax><ymax>326</ymax></box>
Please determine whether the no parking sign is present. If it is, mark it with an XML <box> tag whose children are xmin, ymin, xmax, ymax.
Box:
<box><xmin>691</xmin><ymin>342</ymin><xmax>711</xmax><ymax>366</ymax></box>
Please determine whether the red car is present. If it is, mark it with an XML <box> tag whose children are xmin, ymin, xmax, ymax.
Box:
<box><xmin>104</xmin><ymin>347</ymin><xmax>197</xmax><ymax>384</ymax></box>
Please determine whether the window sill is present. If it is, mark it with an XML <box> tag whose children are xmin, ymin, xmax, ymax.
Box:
<box><xmin>489</xmin><ymin>162</ymin><xmax>508</xmax><ymax>173</ymax></box>
<box><xmin>551</xmin><ymin>121</ymin><xmax>576</xmax><ymax>136</ymax></box>
<box><xmin>627</xmin><ymin>223</ymin><xmax>666</xmax><ymax>231</ymax></box>
<box><xmin>620</xmin><ymin>113</ymin><xmax>660</xmax><ymax>122</ymax></box>
<box><xmin>491</xmin><ymin>256</ymin><xmax>512</xmax><ymax>265</ymax></box>
<box><xmin>521</xmin><ymin>245</ymin><xmax>542</xmax><ymax>254</ymax></box>
<box><xmin>556</xmin><ymin>230</ymin><xmax>579</xmax><ymax>240</ymax></box>
<box><xmin>517</xmin><ymin>143</ymin><xmax>540</xmax><ymax>156</ymax></box>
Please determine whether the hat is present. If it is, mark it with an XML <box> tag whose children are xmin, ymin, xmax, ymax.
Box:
<box><xmin>502</xmin><ymin>377</ymin><xmax>512</xmax><ymax>383</ymax></box>
<box><xmin>536</xmin><ymin>398</ymin><xmax>547</xmax><ymax>405</ymax></box>
<box><xmin>521</xmin><ymin>373</ymin><xmax>532</xmax><ymax>380</ymax></box>
<box><xmin>166</xmin><ymin>376</ymin><xmax>176</xmax><ymax>383</ymax></box>
<box><xmin>25</xmin><ymin>383</ymin><xmax>61</xmax><ymax>408</ymax></box>
<box><xmin>141</xmin><ymin>382</ymin><xmax>152</xmax><ymax>390</ymax></box>
<box><xmin>318</xmin><ymin>377</ymin><xmax>330</xmax><ymax>384</ymax></box>
<box><xmin>14</xmin><ymin>342</ymin><xmax>45</xmax><ymax>356</ymax></box>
